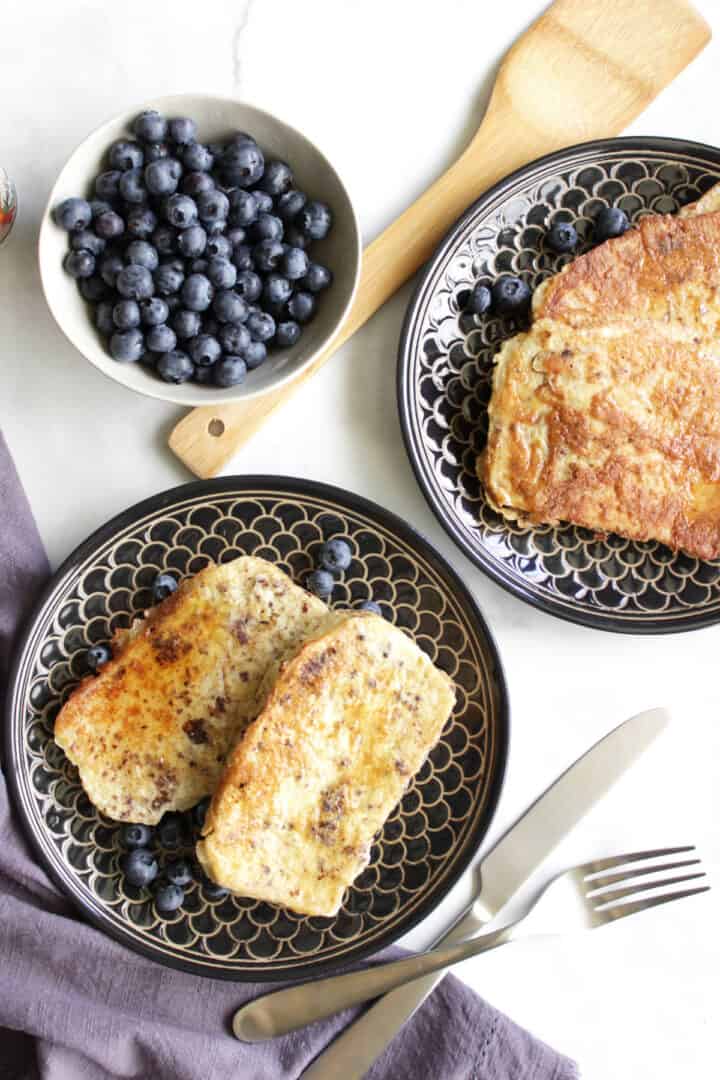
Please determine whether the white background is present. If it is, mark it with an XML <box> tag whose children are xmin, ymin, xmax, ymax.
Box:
<box><xmin>2</xmin><ymin>2</ymin><xmax>719</xmax><ymax>1077</ymax></box>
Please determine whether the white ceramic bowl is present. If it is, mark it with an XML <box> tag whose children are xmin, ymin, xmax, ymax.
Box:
<box><xmin>39</xmin><ymin>94</ymin><xmax>361</xmax><ymax>405</ymax></box>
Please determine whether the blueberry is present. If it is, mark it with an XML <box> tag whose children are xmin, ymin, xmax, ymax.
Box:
<box><xmin>306</xmin><ymin>569</ymin><xmax>334</xmax><ymax>599</ymax></box>
<box><xmin>221</xmin><ymin>141</ymin><xmax>264</xmax><ymax>187</ymax></box>
<box><xmin>245</xmin><ymin>341</ymin><xmax>267</xmax><ymax>369</ymax></box>
<box><xmin>218</xmin><ymin>323</ymin><xmax>250</xmax><ymax>354</ymax></box>
<box><xmin>231</xmin><ymin>245</ymin><xmax>254</xmax><ymax>273</ymax></box>
<box><xmin>165</xmin><ymin>295</ymin><xmax>182</xmax><ymax>314</ymax></box>
<box><xmin>122</xmin><ymin>848</ymin><xmax>158</xmax><ymax>888</ymax></box>
<box><xmin>253</xmin><ymin>239</ymin><xmax>284</xmax><ymax>273</ymax></box>
<box><xmin>181</xmin><ymin>273</ymin><xmax>214</xmax><ymax>311</ymax></box>
<box><xmin>63</xmin><ymin>250</ymin><xmax>95</xmax><ymax>279</ymax></box>
<box><xmin>226</xmin><ymin>227</ymin><xmax>246</xmax><ymax>249</ymax></box>
<box><xmin>189</xmin><ymin>334</ymin><xmax>222</xmax><ymax>367</ymax></box>
<box><xmin>154</xmin><ymin>263</ymin><xmax>185</xmax><ymax>297</ymax></box>
<box><xmin>154</xmin><ymin>882</ymin><xmax>184</xmax><ymax>914</ymax></box>
<box><xmin>358</xmin><ymin>599</ymin><xmax>383</xmax><ymax>615</ymax></box>
<box><xmin>246</xmin><ymin>310</ymin><xmax>276</xmax><ymax>342</ymax></box>
<box><xmin>94</xmin><ymin>210</ymin><xmax>125</xmax><ymax>240</ymax></box>
<box><xmin>90</xmin><ymin>199</ymin><xmax>113</xmax><ymax>220</ymax></box>
<box><xmin>205</xmin><ymin>234</ymin><xmax>232</xmax><ymax>259</ymax></box>
<box><xmin>121</xmin><ymin>823</ymin><xmax>154</xmax><ymax>849</ymax></box>
<box><xmin>119</xmin><ymin>168</ymin><xmax>146</xmax><ymax>204</ymax></box>
<box><xmin>140</xmin><ymin>297</ymin><xmax>169</xmax><ymax>326</ymax></box>
<box><xmin>113</xmin><ymin>299</ymin><xmax>141</xmax><ymax>330</ymax></box>
<box><xmin>181</xmin><ymin>171</ymin><xmax>215</xmax><ymax>198</ymax></box>
<box><xmin>191</xmin><ymin>258</ymin><xmax>209</xmax><ymax>275</ymax></box>
<box><xmin>146</xmin><ymin>324</ymin><xmax>177</xmax><ymax>353</ymax></box>
<box><xmin>594</xmin><ymin>206</ymin><xmax>630</xmax><ymax>243</ymax></box>
<box><xmin>276</xmin><ymin>190</ymin><xmax>307</xmax><ymax>222</ymax></box>
<box><xmin>282</xmin><ymin>246</ymin><xmax>309</xmax><ymax>281</ymax></box>
<box><xmin>214</xmin><ymin>355</ymin><xmax>247</xmax><ymax>387</ymax></box>
<box><xmin>95</xmin><ymin>170</ymin><xmax>123</xmax><ymax>201</ymax></box>
<box><xmin>109</xmin><ymin>139</ymin><xmax>144</xmax><ymax>171</ymax></box>
<box><xmin>99</xmin><ymin>252</ymin><xmax>124</xmax><ymax>287</ymax></box>
<box><xmin>296</xmin><ymin>201</ymin><xmax>332</xmax><ymax>241</ymax></box>
<box><xmin>117</xmin><ymin>265</ymin><xmax>155</xmax><ymax>300</ymax></box>
<box><xmin>547</xmin><ymin>222</ymin><xmax>578</xmax><ymax>254</ymax></box>
<box><xmin>126</xmin><ymin>240</ymin><xmax>159</xmax><ymax>271</ymax></box>
<box><xmin>177</xmin><ymin>224</ymin><xmax>207</xmax><ymax>258</ymax></box>
<box><xmin>152</xmin><ymin>572</ymin><xmax>178</xmax><ymax>603</ymax></box>
<box><xmin>165</xmin><ymin>858</ymin><xmax>193</xmax><ymax>887</ymax></box>
<box><xmin>197</xmin><ymin>189</ymin><xmax>229</xmax><ymax>226</ymax></box>
<box><xmin>193</xmin><ymin>796</ymin><xmax>211</xmax><ymax>830</ymax></box>
<box><xmin>126</xmin><ymin>206</ymin><xmax>157</xmax><ymax>239</ymax></box>
<box><xmin>263</xmin><ymin>273</ymin><xmax>292</xmax><ymax>307</ymax></box>
<box><xmin>275</xmin><ymin>321</ymin><xmax>301</xmax><ymax>348</ymax></box>
<box><xmin>157</xmin><ymin>812</ymin><xmax>185</xmax><ymax>849</ymax></box>
<box><xmin>95</xmin><ymin>300</ymin><xmax>115</xmax><ymax>336</ymax></box>
<box><xmin>252</xmin><ymin>213</ymin><xmax>283</xmax><ymax>243</ymax></box>
<box><xmin>259</xmin><ymin>160</ymin><xmax>294</xmax><ymax>196</ymax></box>
<box><xmin>320</xmin><ymin>538</ymin><xmax>352</xmax><ymax>572</ymax></box>
<box><xmin>287</xmin><ymin>291</ymin><xmax>316</xmax><ymax>324</ymax></box>
<box><xmin>206</xmin><ymin>256</ymin><xmax>237</xmax><ymax>289</ymax></box>
<box><xmin>70</xmin><ymin>228</ymin><xmax>105</xmax><ymax>257</ymax></box>
<box><xmin>213</xmin><ymin>289</ymin><xmax>247</xmax><ymax>324</ymax></box>
<box><xmin>144</xmin><ymin>142</ymin><xmax>171</xmax><ymax>163</ymax></box>
<box><xmin>465</xmin><ymin>282</ymin><xmax>492</xmax><ymax>315</ymax></box>
<box><xmin>152</xmin><ymin>223</ymin><xmax>177</xmax><ymax>254</ymax></box>
<box><xmin>491</xmin><ymin>276</ymin><xmax>531</xmax><ymax>315</ymax></box>
<box><xmin>144</xmin><ymin>158</ymin><xmax>179</xmax><ymax>197</ymax></box>
<box><xmin>235</xmin><ymin>270</ymin><xmax>262</xmax><ymax>302</ymax></box>
<box><xmin>79</xmin><ymin>275</ymin><xmax>109</xmax><ymax>302</ymax></box>
<box><xmin>227</xmin><ymin>131</ymin><xmax>256</xmax><ymax>148</ymax></box>
<box><xmin>110</xmin><ymin>328</ymin><xmax>145</xmax><ymax>362</ymax></box>
<box><xmin>201</xmin><ymin>876</ymin><xmax>229</xmax><ymax>900</ymax></box>
<box><xmin>251</xmin><ymin>191</ymin><xmax>273</xmax><ymax>215</ymax></box>
<box><xmin>87</xmin><ymin>643</ymin><xmax>112</xmax><ymax>671</ymax></box>
<box><xmin>284</xmin><ymin>224</ymin><xmax>308</xmax><ymax>250</ymax></box>
<box><xmin>164</xmin><ymin>194</ymin><xmax>198</xmax><ymax>230</ymax></box>
<box><xmin>192</xmin><ymin>364</ymin><xmax>214</xmax><ymax>384</ymax></box>
<box><xmin>182</xmin><ymin>142</ymin><xmax>214</xmax><ymax>172</ymax></box>
<box><xmin>169</xmin><ymin>116</ymin><xmax>197</xmax><ymax>145</ymax></box>
<box><xmin>304</xmin><ymin>263</ymin><xmax>333</xmax><ymax>294</ymax></box>
<box><xmin>171</xmin><ymin>308</ymin><xmax>202</xmax><ymax>339</ymax></box>
<box><xmin>133</xmin><ymin>110</ymin><xmax>168</xmax><ymax>144</ymax></box>
<box><xmin>228</xmin><ymin>189</ymin><xmax>257</xmax><ymax>227</ymax></box>
<box><xmin>157</xmin><ymin>349</ymin><xmax>194</xmax><ymax>383</ymax></box>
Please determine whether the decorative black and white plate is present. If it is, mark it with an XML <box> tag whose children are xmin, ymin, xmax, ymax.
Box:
<box><xmin>398</xmin><ymin>137</ymin><xmax>720</xmax><ymax>633</ymax></box>
<box><xmin>5</xmin><ymin>477</ymin><xmax>508</xmax><ymax>981</ymax></box>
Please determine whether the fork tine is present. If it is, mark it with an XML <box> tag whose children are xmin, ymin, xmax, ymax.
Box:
<box><xmin>582</xmin><ymin>846</ymin><xmax>695</xmax><ymax>878</ymax></box>
<box><xmin>586</xmin><ymin>859</ymin><xmax>701</xmax><ymax>891</ymax></box>
<box><xmin>597</xmin><ymin>885</ymin><xmax>710</xmax><ymax>923</ymax></box>
<box><xmin>592</xmin><ymin>871</ymin><xmax>707</xmax><ymax>905</ymax></box>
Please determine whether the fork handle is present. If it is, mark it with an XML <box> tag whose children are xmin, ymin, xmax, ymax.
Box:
<box><xmin>232</xmin><ymin>924</ymin><xmax>515</xmax><ymax>1042</ymax></box>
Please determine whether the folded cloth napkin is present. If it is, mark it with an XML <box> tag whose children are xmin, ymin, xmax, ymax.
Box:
<box><xmin>0</xmin><ymin>431</ymin><xmax>578</xmax><ymax>1080</ymax></box>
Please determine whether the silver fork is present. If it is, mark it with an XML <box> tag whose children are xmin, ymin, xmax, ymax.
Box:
<box><xmin>233</xmin><ymin>846</ymin><xmax>709</xmax><ymax>1042</ymax></box>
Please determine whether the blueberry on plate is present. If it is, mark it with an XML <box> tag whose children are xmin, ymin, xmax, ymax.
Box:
<box><xmin>152</xmin><ymin>223</ymin><xmax>177</xmax><ymax>254</ymax></box>
<box><xmin>171</xmin><ymin>308</ymin><xmax>202</xmax><ymax>339</ymax></box>
<box><xmin>152</xmin><ymin>571</ymin><xmax>178</xmax><ymax>603</ymax></box>
<box><xmin>219</xmin><ymin>323</ymin><xmax>250</xmax><ymax>354</ymax></box>
<box><xmin>189</xmin><ymin>334</ymin><xmax>222</xmax><ymax>367</ymax></box>
<box><xmin>122</xmin><ymin>848</ymin><xmax>159</xmax><ymax>888</ymax></box>
<box><xmin>263</xmin><ymin>273</ymin><xmax>292</xmax><ymax>307</ymax></box>
<box><xmin>90</xmin><ymin>198</ymin><xmax>113</xmax><ymax>219</ymax></box>
<box><xmin>196</xmin><ymin>189</ymin><xmax>230</xmax><ymax>227</ymax></box>
<box><xmin>491</xmin><ymin>275</ymin><xmax>531</xmax><ymax>315</ymax></box>
<box><xmin>164</xmin><ymin>194</ymin><xmax>198</xmax><ymax>230</ymax></box>
<box><xmin>95</xmin><ymin>301</ymin><xmax>115</xmax><ymax>336</ymax></box>
<box><xmin>144</xmin><ymin>158</ymin><xmax>180</xmax><ymax>198</ymax></box>
<box><xmin>157</xmin><ymin>812</ymin><xmax>185</xmax><ymax>848</ymax></box>
<box><xmin>94</xmin><ymin>210</ymin><xmax>125</xmax><ymax>241</ymax></box>
<box><xmin>221</xmin><ymin>141</ymin><xmax>264</xmax><ymax>187</ymax></box>
<box><xmin>275</xmin><ymin>320</ymin><xmax>301</xmax><ymax>348</ymax></box>
<box><xmin>284</xmin><ymin>224</ymin><xmax>308</xmax><ymax>250</ymax></box>
<box><xmin>193</xmin><ymin>796</ymin><xmax>211</xmax><ymax>830</ymax></box>
<box><xmin>177</xmin><ymin>224</ymin><xmax>207</xmax><ymax>259</ymax></box>
<box><xmin>594</xmin><ymin>206</ymin><xmax>630</xmax><ymax>242</ymax></box>
<box><xmin>146</xmin><ymin>324</ymin><xmax>177</xmax><ymax>353</ymax></box>
<box><xmin>126</xmin><ymin>240</ymin><xmax>159</xmax><ymax>272</ymax></box>
<box><xmin>246</xmin><ymin>310</ymin><xmax>276</xmax><ymax>342</ymax></box>
<box><xmin>117</xmin><ymin>265</ymin><xmax>155</xmax><ymax>301</ymax></box>
<box><xmin>276</xmin><ymin>189</ymin><xmax>306</xmax><ymax>222</ymax></box>
<box><xmin>259</xmin><ymin>159</ymin><xmax>294</xmax><ymax>196</ymax></box>
<box><xmin>133</xmin><ymin>109</ymin><xmax>168</xmax><ymax>144</ymax></box>
<box><xmin>213</xmin><ymin>289</ymin><xmax>247</xmax><ymax>324</ymax></box>
<box><xmin>465</xmin><ymin>282</ymin><xmax>492</xmax><ymax>316</ymax></box>
<box><xmin>144</xmin><ymin>142</ymin><xmax>171</xmax><ymax>163</ymax></box>
<box><xmin>113</xmin><ymin>299</ymin><xmax>141</xmax><ymax>330</ymax></box>
<box><xmin>244</xmin><ymin>341</ymin><xmax>267</xmax><ymax>370</ymax></box>
<box><xmin>87</xmin><ymin>643</ymin><xmax>112</xmax><ymax>672</ymax></box>
<box><xmin>119</xmin><ymin>167</ymin><xmax>147</xmax><ymax>205</ymax></box>
<box><xmin>287</xmin><ymin>291</ymin><xmax>316</xmax><ymax>324</ymax></box>
<box><xmin>201</xmin><ymin>874</ymin><xmax>229</xmax><ymax>900</ymax></box>
<box><xmin>235</xmin><ymin>270</ymin><xmax>262</xmax><ymax>302</ymax></box>
<box><xmin>70</xmin><ymin>229</ymin><xmax>106</xmax><ymax>257</ymax></box>
<box><xmin>168</xmin><ymin>116</ymin><xmax>197</xmax><ymax>146</ymax></box>
<box><xmin>205</xmin><ymin>233</ymin><xmax>232</xmax><ymax>260</ymax></box>
<box><xmin>547</xmin><ymin>221</ymin><xmax>578</xmax><ymax>253</ymax></box>
<box><xmin>110</xmin><ymin>328</ymin><xmax>145</xmax><ymax>362</ymax></box>
<box><xmin>79</xmin><ymin>275</ymin><xmax>109</xmax><ymax>303</ymax></box>
<box><xmin>182</xmin><ymin>142</ymin><xmax>214</xmax><ymax>173</ymax></box>
<box><xmin>320</xmin><ymin>538</ymin><xmax>352</xmax><ymax>573</ymax></box>
<box><xmin>154</xmin><ymin>882</ymin><xmax>184</xmax><ymax>914</ymax></box>
<box><xmin>157</xmin><ymin>349</ymin><xmax>194</xmax><ymax>383</ymax></box>
<box><xmin>94</xmin><ymin>170</ymin><xmax>123</xmax><ymax>201</ymax></box>
<box><xmin>53</xmin><ymin>197</ymin><xmax>92</xmax><ymax>232</ymax></box>
<box><xmin>165</xmin><ymin>857</ymin><xmax>193</xmax><ymax>887</ymax></box>
<box><xmin>303</xmin><ymin>263</ymin><xmax>333</xmax><ymax>293</ymax></box>
<box><xmin>358</xmin><ymin>599</ymin><xmax>383</xmax><ymax>616</ymax></box>
<box><xmin>154</xmin><ymin>263</ymin><xmax>185</xmax><ymax>297</ymax></box>
<box><xmin>108</xmin><ymin>139</ymin><xmax>144</xmax><ymax>171</ymax></box>
<box><xmin>206</xmin><ymin>256</ymin><xmax>237</xmax><ymax>290</ymax></box>
<box><xmin>181</xmin><ymin>170</ymin><xmax>215</xmax><ymax>198</ymax></box>
<box><xmin>253</xmin><ymin>239</ymin><xmax>284</xmax><ymax>273</ymax></box>
<box><xmin>121</xmin><ymin>823</ymin><xmax>154</xmax><ymax>849</ymax></box>
<box><xmin>282</xmin><ymin>247</ymin><xmax>309</xmax><ymax>282</ymax></box>
<box><xmin>192</xmin><ymin>364</ymin><xmax>214</xmax><ymax>385</ymax></box>
<box><xmin>63</xmin><ymin>250</ymin><xmax>95</xmax><ymax>279</ymax></box>
<box><xmin>296</xmin><ymin>200</ymin><xmax>332</xmax><ymax>241</ymax></box>
<box><xmin>126</xmin><ymin>206</ymin><xmax>158</xmax><ymax>239</ymax></box>
<box><xmin>140</xmin><ymin>297</ymin><xmax>170</xmax><ymax>327</ymax></box>
<box><xmin>306</xmin><ymin>568</ymin><xmax>334</xmax><ymax>599</ymax></box>
<box><xmin>98</xmin><ymin>252</ymin><xmax>123</xmax><ymax>288</ymax></box>
<box><xmin>214</xmin><ymin>355</ymin><xmax>247</xmax><ymax>387</ymax></box>
<box><xmin>231</xmin><ymin>245</ymin><xmax>253</xmax><ymax>273</ymax></box>
<box><xmin>181</xmin><ymin>273</ymin><xmax>213</xmax><ymax>311</ymax></box>
<box><xmin>251</xmin><ymin>191</ymin><xmax>273</xmax><ymax>215</ymax></box>
<box><xmin>251</xmin><ymin>213</ymin><xmax>283</xmax><ymax>243</ymax></box>
<box><xmin>228</xmin><ymin>188</ymin><xmax>258</xmax><ymax>227</ymax></box>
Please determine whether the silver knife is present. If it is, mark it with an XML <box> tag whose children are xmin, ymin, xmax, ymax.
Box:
<box><xmin>299</xmin><ymin>707</ymin><xmax>669</xmax><ymax>1080</ymax></box>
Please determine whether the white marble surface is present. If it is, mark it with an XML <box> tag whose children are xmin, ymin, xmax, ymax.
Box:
<box><xmin>2</xmin><ymin>2</ymin><xmax>719</xmax><ymax>1077</ymax></box>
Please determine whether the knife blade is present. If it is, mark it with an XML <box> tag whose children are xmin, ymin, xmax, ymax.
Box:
<box><xmin>300</xmin><ymin>707</ymin><xmax>669</xmax><ymax>1080</ymax></box>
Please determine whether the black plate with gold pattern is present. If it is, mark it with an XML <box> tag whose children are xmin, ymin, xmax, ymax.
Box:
<box><xmin>399</xmin><ymin>137</ymin><xmax>720</xmax><ymax>633</ymax></box>
<box><xmin>5</xmin><ymin>477</ymin><xmax>508</xmax><ymax>980</ymax></box>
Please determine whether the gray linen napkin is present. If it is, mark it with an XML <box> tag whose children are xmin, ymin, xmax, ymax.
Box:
<box><xmin>0</xmin><ymin>430</ymin><xmax>578</xmax><ymax>1080</ymax></box>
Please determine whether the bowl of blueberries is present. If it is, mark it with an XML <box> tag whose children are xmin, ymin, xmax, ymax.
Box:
<box><xmin>39</xmin><ymin>95</ymin><xmax>361</xmax><ymax>404</ymax></box>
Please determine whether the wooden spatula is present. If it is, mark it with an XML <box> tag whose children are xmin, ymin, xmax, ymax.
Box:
<box><xmin>169</xmin><ymin>0</ymin><xmax>710</xmax><ymax>478</ymax></box>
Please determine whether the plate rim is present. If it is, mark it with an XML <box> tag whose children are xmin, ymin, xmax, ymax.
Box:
<box><xmin>398</xmin><ymin>134</ymin><xmax>720</xmax><ymax>635</ymax></box>
<box><xmin>4</xmin><ymin>474</ymin><xmax>510</xmax><ymax>981</ymax></box>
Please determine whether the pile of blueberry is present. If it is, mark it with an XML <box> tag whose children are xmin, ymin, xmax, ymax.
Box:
<box><xmin>463</xmin><ymin>205</ymin><xmax>630</xmax><ymax>319</ymax></box>
<box><xmin>53</xmin><ymin>110</ymin><xmax>334</xmax><ymax>387</ymax></box>
<box><xmin>305</xmin><ymin>537</ymin><xmax>383</xmax><ymax>615</ymax></box>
